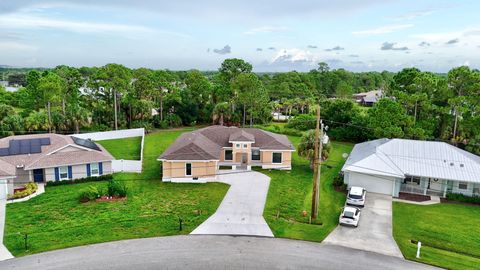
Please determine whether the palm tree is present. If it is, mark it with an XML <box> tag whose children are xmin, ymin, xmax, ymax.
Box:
<box><xmin>212</xmin><ymin>102</ymin><xmax>230</xmax><ymax>125</ymax></box>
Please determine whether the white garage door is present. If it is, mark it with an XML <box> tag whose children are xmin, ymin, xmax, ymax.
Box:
<box><xmin>0</xmin><ymin>179</ymin><xmax>7</xmax><ymax>200</ymax></box>
<box><xmin>347</xmin><ymin>172</ymin><xmax>393</xmax><ymax>196</ymax></box>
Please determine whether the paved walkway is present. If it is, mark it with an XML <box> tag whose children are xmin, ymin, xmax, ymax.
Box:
<box><xmin>0</xmin><ymin>235</ymin><xmax>438</xmax><ymax>270</ymax></box>
<box><xmin>393</xmin><ymin>195</ymin><xmax>441</xmax><ymax>205</ymax></box>
<box><xmin>0</xmin><ymin>200</ymin><xmax>14</xmax><ymax>261</ymax></box>
<box><xmin>324</xmin><ymin>193</ymin><xmax>403</xmax><ymax>258</ymax></box>
<box><xmin>191</xmin><ymin>171</ymin><xmax>273</xmax><ymax>237</ymax></box>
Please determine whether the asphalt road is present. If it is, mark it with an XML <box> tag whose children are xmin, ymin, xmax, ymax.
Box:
<box><xmin>0</xmin><ymin>235</ymin><xmax>438</xmax><ymax>270</ymax></box>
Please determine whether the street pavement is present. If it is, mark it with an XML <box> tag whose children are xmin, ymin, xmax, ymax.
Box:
<box><xmin>191</xmin><ymin>171</ymin><xmax>274</xmax><ymax>237</ymax></box>
<box><xmin>0</xmin><ymin>235</ymin><xmax>438</xmax><ymax>270</ymax></box>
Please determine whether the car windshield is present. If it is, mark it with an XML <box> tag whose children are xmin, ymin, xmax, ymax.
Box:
<box><xmin>343</xmin><ymin>211</ymin><xmax>355</xmax><ymax>219</ymax></box>
<box><xmin>348</xmin><ymin>193</ymin><xmax>363</xmax><ymax>199</ymax></box>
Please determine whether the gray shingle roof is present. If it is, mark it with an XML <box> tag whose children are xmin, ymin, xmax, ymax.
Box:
<box><xmin>159</xmin><ymin>126</ymin><xmax>295</xmax><ymax>161</ymax></box>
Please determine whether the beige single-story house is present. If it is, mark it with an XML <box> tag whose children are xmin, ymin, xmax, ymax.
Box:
<box><xmin>0</xmin><ymin>133</ymin><xmax>114</xmax><ymax>199</ymax></box>
<box><xmin>342</xmin><ymin>138</ymin><xmax>480</xmax><ymax>198</ymax></box>
<box><xmin>157</xmin><ymin>125</ymin><xmax>295</xmax><ymax>183</ymax></box>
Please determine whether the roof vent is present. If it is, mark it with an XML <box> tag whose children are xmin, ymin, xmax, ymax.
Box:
<box><xmin>460</xmin><ymin>164</ymin><xmax>464</xmax><ymax>168</ymax></box>
<box><xmin>450</xmin><ymin>162</ymin><xmax>454</xmax><ymax>166</ymax></box>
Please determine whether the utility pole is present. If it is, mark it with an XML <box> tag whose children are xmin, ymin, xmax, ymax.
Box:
<box><xmin>113</xmin><ymin>89</ymin><xmax>118</xmax><ymax>130</ymax></box>
<box><xmin>311</xmin><ymin>105</ymin><xmax>322</xmax><ymax>220</ymax></box>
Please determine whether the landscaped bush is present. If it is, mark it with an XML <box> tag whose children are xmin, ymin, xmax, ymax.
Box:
<box><xmin>285</xmin><ymin>114</ymin><xmax>316</xmax><ymax>131</ymax></box>
<box><xmin>78</xmin><ymin>179</ymin><xmax>127</xmax><ymax>202</ymax></box>
<box><xmin>446</xmin><ymin>193</ymin><xmax>480</xmax><ymax>205</ymax></box>
<box><xmin>8</xmin><ymin>182</ymin><xmax>38</xmax><ymax>200</ymax></box>
<box><xmin>79</xmin><ymin>185</ymin><xmax>101</xmax><ymax>202</ymax></box>
<box><xmin>46</xmin><ymin>174</ymin><xmax>113</xmax><ymax>187</ymax></box>
<box><xmin>107</xmin><ymin>179</ymin><xmax>128</xmax><ymax>197</ymax></box>
<box><xmin>332</xmin><ymin>174</ymin><xmax>347</xmax><ymax>192</ymax></box>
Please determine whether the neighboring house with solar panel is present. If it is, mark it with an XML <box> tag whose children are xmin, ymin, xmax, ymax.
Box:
<box><xmin>0</xmin><ymin>133</ymin><xmax>114</xmax><ymax>199</ymax></box>
<box><xmin>157</xmin><ymin>125</ymin><xmax>295</xmax><ymax>183</ymax></box>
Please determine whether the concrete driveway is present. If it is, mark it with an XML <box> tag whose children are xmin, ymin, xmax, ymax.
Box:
<box><xmin>323</xmin><ymin>193</ymin><xmax>403</xmax><ymax>257</ymax></box>
<box><xmin>191</xmin><ymin>171</ymin><xmax>273</xmax><ymax>237</ymax></box>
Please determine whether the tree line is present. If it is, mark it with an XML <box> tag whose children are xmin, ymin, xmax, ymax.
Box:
<box><xmin>0</xmin><ymin>60</ymin><xmax>478</xmax><ymax>154</ymax></box>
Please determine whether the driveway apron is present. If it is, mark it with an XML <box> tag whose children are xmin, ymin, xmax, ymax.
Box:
<box><xmin>323</xmin><ymin>193</ymin><xmax>403</xmax><ymax>257</ymax></box>
<box><xmin>191</xmin><ymin>171</ymin><xmax>274</xmax><ymax>237</ymax></box>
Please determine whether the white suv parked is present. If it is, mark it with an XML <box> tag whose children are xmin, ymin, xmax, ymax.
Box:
<box><xmin>347</xmin><ymin>186</ymin><xmax>366</xmax><ymax>206</ymax></box>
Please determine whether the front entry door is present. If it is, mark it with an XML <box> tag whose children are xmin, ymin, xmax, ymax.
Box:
<box><xmin>241</xmin><ymin>153</ymin><xmax>248</xmax><ymax>165</ymax></box>
<box><xmin>33</xmin><ymin>169</ymin><xmax>44</xmax><ymax>183</ymax></box>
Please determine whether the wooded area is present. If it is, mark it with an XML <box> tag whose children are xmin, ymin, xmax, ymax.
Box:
<box><xmin>0</xmin><ymin>60</ymin><xmax>479</xmax><ymax>154</ymax></box>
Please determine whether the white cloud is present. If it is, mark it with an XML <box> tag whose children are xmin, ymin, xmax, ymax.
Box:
<box><xmin>353</xmin><ymin>24</ymin><xmax>413</xmax><ymax>35</ymax></box>
<box><xmin>0</xmin><ymin>14</ymin><xmax>190</xmax><ymax>38</ymax></box>
<box><xmin>244</xmin><ymin>26</ymin><xmax>290</xmax><ymax>35</ymax></box>
<box><xmin>271</xmin><ymin>48</ymin><xmax>317</xmax><ymax>63</ymax></box>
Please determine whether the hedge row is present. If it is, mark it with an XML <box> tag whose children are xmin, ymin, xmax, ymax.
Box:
<box><xmin>46</xmin><ymin>174</ymin><xmax>114</xmax><ymax>187</ymax></box>
<box><xmin>446</xmin><ymin>193</ymin><xmax>480</xmax><ymax>205</ymax></box>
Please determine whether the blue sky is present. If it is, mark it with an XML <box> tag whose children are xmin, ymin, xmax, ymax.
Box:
<box><xmin>0</xmin><ymin>0</ymin><xmax>479</xmax><ymax>72</ymax></box>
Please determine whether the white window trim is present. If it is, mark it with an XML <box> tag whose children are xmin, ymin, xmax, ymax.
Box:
<box><xmin>243</xmin><ymin>144</ymin><xmax>248</xmax><ymax>149</ymax></box>
<box><xmin>185</xmin><ymin>163</ymin><xmax>192</xmax><ymax>176</ymax></box>
<box><xmin>90</xmin><ymin>163</ymin><xmax>100</xmax><ymax>177</ymax></box>
<box><xmin>272</xmin><ymin>152</ymin><xmax>282</xmax><ymax>164</ymax></box>
<box><xmin>59</xmin><ymin>166</ymin><xmax>69</xmax><ymax>180</ymax></box>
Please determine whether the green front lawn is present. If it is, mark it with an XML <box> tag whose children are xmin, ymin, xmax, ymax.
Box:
<box><xmin>97</xmin><ymin>136</ymin><xmax>142</xmax><ymax>160</ymax></box>
<box><xmin>393</xmin><ymin>202</ymin><xmax>480</xmax><ymax>270</ymax></box>
<box><xmin>4</xmin><ymin>128</ymin><xmax>229</xmax><ymax>256</ymax></box>
<box><xmin>262</xmin><ymin>137</ymin><xmax>353</xmax><ymax>241</ymax></box>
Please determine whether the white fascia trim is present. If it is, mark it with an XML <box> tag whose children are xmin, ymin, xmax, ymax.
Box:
<box><xmin>25</xmin><ymin>159</ymin><xmax>113</xmax><ymax>170</ymax></box>
<box><xmin>259</xmin><ymin>149</ymin><xmax>295</xmax><ymax>152</ymax></box>
<box><xmin>46</xmin><ymin>144</ymin><xmax>92</xmax><ymax>155</ymax></box>
<box><xmin>229</xmin><ymin>141</ymin><xmax>255</xmax><ymax>144</ymax></box>
<box><xmin>157</xmin><ymin>159</ymin><xmax>219</xmax><ymax>162</ymax></box>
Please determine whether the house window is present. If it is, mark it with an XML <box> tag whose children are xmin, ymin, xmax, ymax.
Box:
<box><xmin>473</xmin><ymin>187</ymin><xmax>479</xmax><ymax>194</ymax></box>
<box><xmin>252</xmin><ymin>149</ymin><xmax>260</xmax><ymax>161</ymax></box>
<box><xmin>225</xmin><ymin>150</ymin><xmax>233</xmax><ymax>161</ymax></box>
<box><xmin>90</xmin><ymin>163</ymin><xmax>100</xmax><ymax>176</ymax></box>
<box><xmin>243</xmin><ymin>144</ymin><xmax>248</xmax><ymax>149</ymax></box>
<box><xmin>59</xmin><ymin>166</ymin><xmax>69</xmax><ymax>180</ymax></box>
<box><xmin>185</xmin><ymin>163</ymin><xmax>192</xmax><ymax>176</ymax></box>
<box><xmin>404</xmin><ymin>176</ymin><xmax>420</xmax><ymax>185</ymax></box>
<box><xmin>458</xmin><ymin>182</ymin><xmax>468</xmax><ymax>190</ymax></box>
<box><xmin>272</xmin><ymin>152</ymin><xmax>282</xmax><ymax>164</ymax></box>
<box><xmin>236</xmin><ymin>144</ymin><xmax>240</xmax><ymax>149</ymax></box>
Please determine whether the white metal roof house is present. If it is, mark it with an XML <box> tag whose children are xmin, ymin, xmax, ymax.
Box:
<box><xmin>342</xmin><ymin>138</ymin><xmax>480</xmax><ymax>198</ymax></box>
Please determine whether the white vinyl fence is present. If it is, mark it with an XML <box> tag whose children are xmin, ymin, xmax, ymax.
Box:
<box><xmin>70</xmin><ymin>128</ymin><xmax>145</xmax><ymax>173</ymax></box>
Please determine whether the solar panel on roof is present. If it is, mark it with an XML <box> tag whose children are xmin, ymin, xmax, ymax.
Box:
<box><xmin>30</xmin><ymin>144</ymin><xmax>41</xmax><ymax>153</ymax></box>
<box><xmin>0</xmin><ymin>148</ymin><xmax>9</xmax><ymax>156</ymax></box>
<box><xmin>9</xmin><ymin>140</ymin><xmax>20</xmax><ymax>155</ymax></box>
<box><xmin>0</xmin><ymin>137</ymin><xmax>52</xmax><ymax>156</ymax></box>
<box><xmin>40</xmin><ymin>138</ymin><xmax>50</xmax><ymax>145</ymax></box>
<box><xmin>71</xmin><ymin>136</ymin><xmax>101</xmax><ymax>151</ymax></box>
